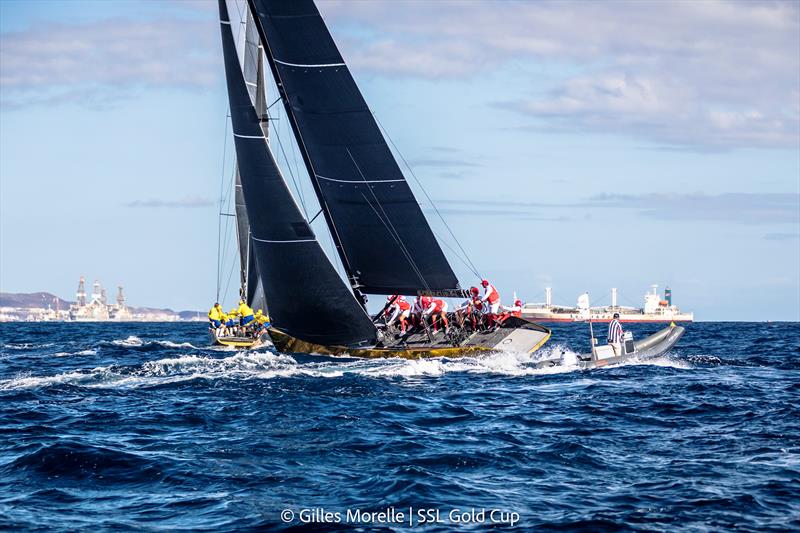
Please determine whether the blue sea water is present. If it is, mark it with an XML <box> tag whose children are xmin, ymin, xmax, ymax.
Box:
<box><xmin>0</xmin><ymin>322</ymin><xmax>798</xmax><ymax>531</ymax></box>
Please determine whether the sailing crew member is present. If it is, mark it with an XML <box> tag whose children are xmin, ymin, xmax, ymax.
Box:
<box><xmin>471</xmin><ymin>287</ymin><xmax>486</xmax><ymax>329</ymax></box>
<box><xmin>456</xmin><ymin>287</ymin><xmax>480</xmax><ymax>330</ymax></box>
<box><xmin>411</xmin><ymin>295</ymin><xmax>424</xmax><ymax>328</ymax></box>
<box><xmin>480</xmin><ymin>279</ymin><xmax>501</xmax><ymax>327</ymax></box>
<box><xmin>503</xmin><ymin>299</ymin><xmax>523</xmax><ymax>318</ymax></box>
<box><xmin>227</xmin><ymin>307</ymin><xmax>240</xmax><ymax>335</ymax></box>
<box><xmin>208</xmin><ymin>303</ymin><xmax>223</xmax><ymax>331</ymax></box>
<box><xmin>238</xmin><ymin>300</ymin><xmax>256</xmax><ymax>328</ymax></box>
<box><xmin>385</xmin><ymin>295</ymin><xmax>411</xmax><ymax>334</ymax></box>
<box><xmin>422</xmin><ymin>297</ymin><xmax>449</xmax><ymax>334</ymax></box>
<box><xmin>608</xmin><ymin>312</ymin><xmax>624</xmax><ymax>355</ymax></box>
<box><xmin>254</xmin><ymin>309</ymin><xmax>271</xmax><ymax>336</ymax></box>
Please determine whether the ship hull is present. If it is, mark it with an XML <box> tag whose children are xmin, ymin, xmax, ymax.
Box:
<box><xmin>522</xmin><ymin>312</ymin><xmax>693</xmax><ymax>323</ymax></box>
<box><xmin>268</xmin><ymin>317</ymin><xmax>551</xmax><ymax>359</ymax></box>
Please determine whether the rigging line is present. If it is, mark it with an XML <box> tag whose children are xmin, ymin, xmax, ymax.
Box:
<box><xmin>286</xmin><ymin>108</ymin><xmax>305</xmax><ymax>214</ymax></box>
<box><xmin>373</xmin><ymin>112</ymin><xmax>482</xmax><ymax>280</ymax></box>
<box><xmin>221</xmin><ymin>243</ymin><xmax>239</xmax><ymax>310</ymax></box>
<box><xmin>284</xmin><ymin>108</ymin><xmax>307</xmax><ymax>214</ymax></box>
<box><xmin>433</xmin><ymin>227</ymin><xmax>482</xmax><ymax>279</ymax></box>
<box><xmin>346</xmin><ymin>148</ymin><xmax>430</xmax><ymax>291</ymax></box>
<box><xmin>308</xmin><ymin>209</ymin><xmax>324</xmax><ymax>224</ymax></box>
<box><xmin>265</xmin><ymin>103</ymin><xmax>308</xmax><ymax>218</ymax></box>
<box><xmin>266</xmin><ymin>96</ymin><xmax>281</xmax><ymax>111</ymax></box>
<box><xmin>216</xmin><ymin>113</ymin><xmax>231</xmax><ymax>302</ymax></box>
<box><xmin>359</xmin><ymin>190</ymin><xmax>430</xmax><ymax>293</ymax></box>
<box><xmin>219</xmin><ymin>163</ymin><xmax>238</xmax><ymax>296</ymax></box>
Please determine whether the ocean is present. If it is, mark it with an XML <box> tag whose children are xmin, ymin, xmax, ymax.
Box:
<box><xmin>1</xmin><ymin>322</ymin><xmax>798</xmax><ymax>531</ymax></box>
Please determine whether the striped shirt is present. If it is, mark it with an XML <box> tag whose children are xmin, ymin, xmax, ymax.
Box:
<box><xmin>608</xmin><ymin>319</ymin><xmax>624</xmax><ymax>343</ymax></box>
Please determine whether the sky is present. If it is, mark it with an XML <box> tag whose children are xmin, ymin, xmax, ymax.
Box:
<box><xmin>0</xmin><ymin>0</ymin><xmax>798</xmax><ymax>320</ymax></box>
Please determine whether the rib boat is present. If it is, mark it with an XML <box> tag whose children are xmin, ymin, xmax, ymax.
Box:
<box><xmin>534</xmin><ymin>323</ymin><xmax>685</xmax><ymax>370</ymax></box>
<box><xmin>214</xmin><ymin>0</ymin><xmax>550</xmax><ymax>357</ymax></box>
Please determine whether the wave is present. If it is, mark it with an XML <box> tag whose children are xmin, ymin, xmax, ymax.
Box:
<box><xmin>53</xmin><ymin>349</ymin><xmax>98</xmax><ymax>358</ymax></box>
<box><xmin>6</xmin><ymin>441</ymin><xmax>165</xmax><ymax>483</ymax></box>
<box><xmin>2</xmin><ymin>342</ymin><xmax>56</xmax><ymax>351</ymax></box>
<box><xmin>110</xmin><ymin>335</ymin><xmax>144</xmax><ymax>347</ymax></box>
<box><xmin>102</xmin><ymin>336</ymin><xmax>205</xmax><ymax>351</ymax></box>
<box><xmin>0</xmin><ymin>342</ymin><xmax>696</xmax><ymax>391</ymax></box>
<box><xmin>0</xmin><ymin>345</ymin><xmax>582</xmax><ymax>391</ymax></box>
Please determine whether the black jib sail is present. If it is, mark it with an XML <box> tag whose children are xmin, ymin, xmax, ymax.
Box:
<box><xmin>219</xmin><ymin>0</ymin><xmax>376</xmax><ymax>347</ymax></box>
<box><xmin>247</xmin><ymin>0</ymin><xmax>461</xmax><ymax>297</ymax></box>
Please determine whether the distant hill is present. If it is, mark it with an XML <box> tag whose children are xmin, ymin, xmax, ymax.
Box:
<box><xmin>0</xmin><ymin>292</ymin><xmax>201</xmax><ymax>317</ymax></box>
<box><xmin>0</xmin><ymin>292</ymin><xmax>72</xmax><ymax>309</ymax></box>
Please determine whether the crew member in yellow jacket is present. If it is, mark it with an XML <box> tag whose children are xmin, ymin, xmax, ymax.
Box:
<box><xmin>207</xmin><ymin>303</ymin><xmax>223</xmax><ymax>329</ymax></box>
<box><xmin>238</xmin><ymin>300</ymin><xmax>256</xmax><ymax>327</ymax></box>
<box><xmin>253</xmin><ymin>309</ymin><xmax>271</xmax><ymax>336</ymax></box>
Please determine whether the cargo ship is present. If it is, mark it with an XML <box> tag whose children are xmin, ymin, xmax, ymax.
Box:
<box><xmin>521</xmin><ymin>285</ymin><xmax>694</xmax><ymax>323</ymax></box>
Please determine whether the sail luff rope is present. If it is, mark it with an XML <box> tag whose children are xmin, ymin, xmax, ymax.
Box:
<box><xmin>373</xmin><ymin>112</ymin><xmax>482</xmax><ymax>280</ymax></box>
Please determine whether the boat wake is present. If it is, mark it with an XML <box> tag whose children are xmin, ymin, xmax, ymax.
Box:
<box><xmin>0</xmin><ymin>341</ymin><xmax>694</xmax><ymax>391</ymax></box>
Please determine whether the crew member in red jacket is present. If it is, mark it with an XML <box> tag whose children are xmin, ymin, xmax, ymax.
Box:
<box><xmin>385</xmin><ymin>295</ymin><xmax>411</xmax><ymax>334</ymax></box>
<box><xmin>480</xmin><ymin>279</ymin><xmax>501</xmax><ymax>327</ymax></box>
<box><xmin>422</xmin><ymin>296</ymin><xmax>450</xmax><ymax>334</ymax></box>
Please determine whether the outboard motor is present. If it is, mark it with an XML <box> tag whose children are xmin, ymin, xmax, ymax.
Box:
<box><xmin>623</xmin><ymin>331</ymin><xmax>635</xmax><ymax>355</ymax></box>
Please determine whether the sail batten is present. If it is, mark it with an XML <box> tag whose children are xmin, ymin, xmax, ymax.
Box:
<box><xmin>219</xmin><ymin>0</ymin><xmax>376</xmax><ymax>347</ymax></box>
<box><xmin>247</xmin><ymin>0</ymin><xmax>461</xmax><ymax>296</ymax></box>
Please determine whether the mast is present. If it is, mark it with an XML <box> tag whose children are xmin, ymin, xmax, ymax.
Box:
<box><xmin>245</xmin><ymin>0</ymin><xmax>366</xmax><ymax>305</ymax></box>
<box><xmin>218</xmin><ymin>0</ymin><xmax>376</xmax><ymax>346</ymax></box>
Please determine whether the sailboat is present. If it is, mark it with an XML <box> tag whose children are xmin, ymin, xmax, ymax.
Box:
<box><xmin>214</xmin><ymin>0</ymin><xmax>551</xmax><ymax>358</ymax></box>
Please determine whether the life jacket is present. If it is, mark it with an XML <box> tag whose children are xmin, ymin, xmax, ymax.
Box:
<box><xmin>397</xmin><ymin>299</ymin><xmax>411</xmax><ymax>311</ymax></box>
<box><xmin>420</xmin><ymin>296</ymin><xmax>433</xmax><ymax>309</ymax></box>
<box><xmin>472</xmin><ymin>297</ymin><xmax>484</xmax><ymax>312</ymax></box>
<box><xmin>432</xmin><ymin>299</ymin><xmax>445</xmax><ymax>313</ymax></box>
<box><xmin>208</xmin><ymin>307</ymin><xmax>221</xmax><ymax>320</ymax></box>
<box><xmin>238</xmin><ymin>302</ymin><xmax>254</xmax><ymax>318</ymax></box>
<box><xmin>484</xmin><ymin>284</ymin><xmax>500</xmax><ymax>304</ymax></box>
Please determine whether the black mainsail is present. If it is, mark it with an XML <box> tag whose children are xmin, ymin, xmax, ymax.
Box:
<box><xmin>220</xmin><ymin>0</ymin><xmax>376</xmax><ymax>346</ymax></box>
<box><xmin>246</xmin><ymin>0</ymin><xmax>461</xmax><ymax>297</ymax></box>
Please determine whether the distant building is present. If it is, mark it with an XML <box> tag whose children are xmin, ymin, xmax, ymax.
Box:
<box><xmin>69</xmin><ymin>277</ymin><xmax>132</xmax><ymax>321</ymax></box>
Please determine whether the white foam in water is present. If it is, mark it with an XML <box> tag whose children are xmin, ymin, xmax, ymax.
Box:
<box><xmin>111</xmin><ymin>336</ymin><xmax>144</xmax><ymax>347</ymax></box>
<box><xmin>0</xmin><ymin>340</ymin><xmax>691</xmax><ymax>391</ymax></box>
<box><xmin>631</xmin><ymin>355</ymin><xmax>692</xmax><ymax>370</ymax></box>
<box><xmin>54</xmin><ymin>349</ymin><xmax>98</xmax><ymax>358</ymax></box>
<box><xmin>2</xmin><ymin>342</ymin><xmax>56</xmax><ymax>351</ymax></box>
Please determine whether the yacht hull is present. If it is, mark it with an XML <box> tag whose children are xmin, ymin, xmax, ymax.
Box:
<box><xmin>269</xmin><ymin>317</ymin><xmax>551</xmax><ymax>359</ymax></box>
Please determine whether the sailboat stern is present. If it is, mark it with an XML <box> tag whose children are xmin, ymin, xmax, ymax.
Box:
<box><xmin>486</xmin><ymin>317</ymin><xmax>551</xmax><ymax>353</ymax></box>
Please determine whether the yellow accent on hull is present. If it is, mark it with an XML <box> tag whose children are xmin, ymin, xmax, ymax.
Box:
<box><xmin>268</xmin><ymin>328</ymin><xmax>551</xmax><ymax>360</ymax></box>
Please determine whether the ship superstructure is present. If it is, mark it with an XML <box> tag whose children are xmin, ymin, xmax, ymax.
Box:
<box><xmin>522</xmin><ymin>284</ymin><xmax>694</xmax><ymax>323</ymax></box>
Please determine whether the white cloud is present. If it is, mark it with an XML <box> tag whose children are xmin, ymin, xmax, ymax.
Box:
<box><xmin>317</xmin><ymin>0</ymin><xmax>799</xmax><ymax>150</ymax></box>
<box><xmin>0</xmin><ymin>17</ymin><xmax>217</xmax><ymax>108</ymax></box>
<box><xmin>438</xmin><ymin>192</ymin><xmax>800</xmax><ymax>224</ymax></box>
